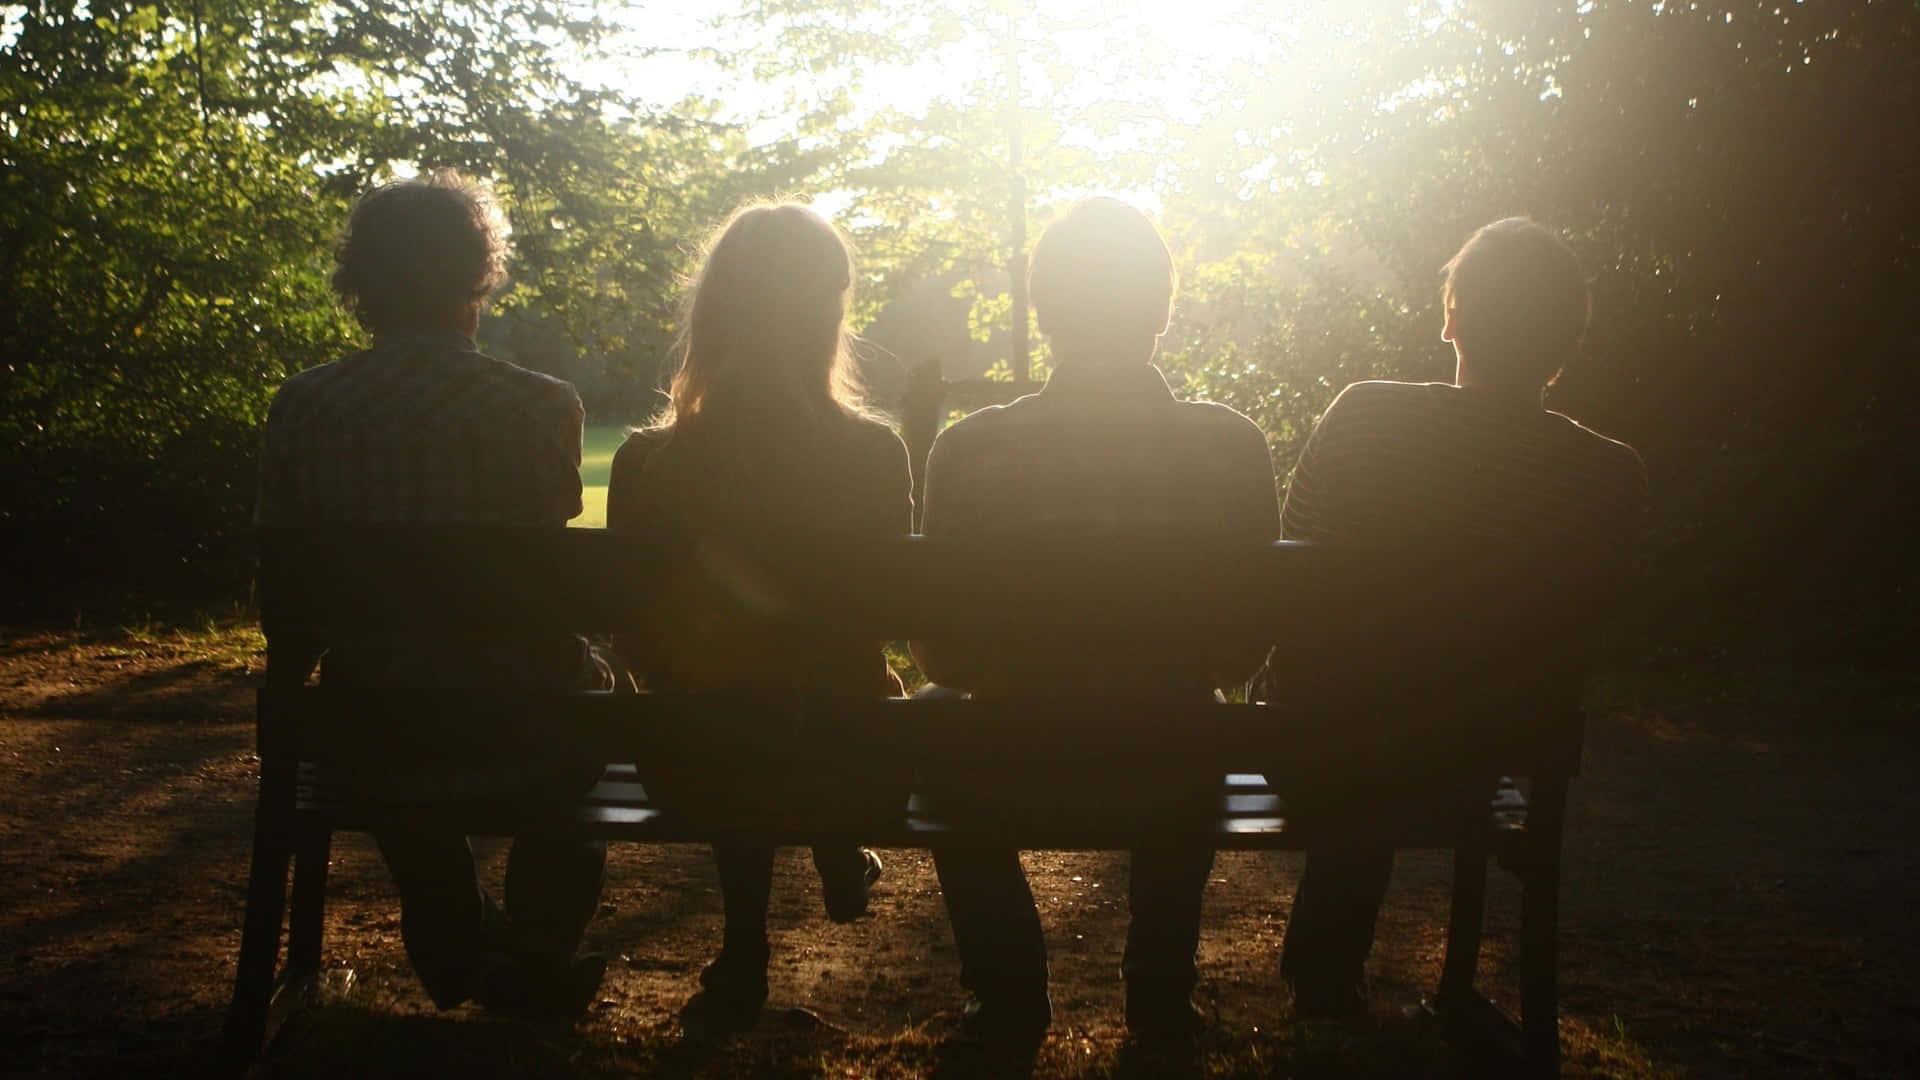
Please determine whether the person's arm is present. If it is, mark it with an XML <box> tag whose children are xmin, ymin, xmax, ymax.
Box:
<box><xmin>1278</xmin><ymin>404</ymin><xmax>1341</xmax><ymax>545</ymax></box>
<box><xmin>1262</xmin><ymin>386</ymin><xmax>1366</xmax><ymax>702</ymax></box>
<box><xmin>605</xmin><ymin>429</ymin><xmax>657</xmax><ymax>536</ymax></box>
<box><xmin>1212</xmin><ymin>415</ymin><xmax>1283</xmax><ymax>689</ymax></box>
<box><xmin>873</xmin><ymin>429</ymin><xmax>915</xmax><ymax>695</ymax></box>
<box><xmin>906</xmin><ymin>424</ymin><xmax>992</xmax><ymax>691</ymax></box>
<box><xmin>604</xmin><ymin>430</ymin><xmax>659</xmax><ymax>691</ymax></box>
<box><xmin>254</xmin><ymin>385</ymin><xmax>323</xmax><ymax>688</ymax></box>
<box><xmin>531</xmin><ymin>382</ymin><xmax>587</xmax><ymax>526</ymax></box>
<box><xmin>1572</xmin><ymin>442</ymin><xmax>1653</xmax><ymax>675</ymax></box>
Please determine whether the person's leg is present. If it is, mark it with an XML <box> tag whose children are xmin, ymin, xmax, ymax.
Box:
<box><xmin>931</xmin><ymin>844</ymin><xmax>1051</xmax><ymax>1038</ymax></box>
<box><xmin>915</xmin><ymin>682</ymin><xmax>1048</xmax><ymax>1038</ymax></box>
<box><xmin>1122</xmin><ymin>844</ymin><xmax>1214</xmax><ymax>1017</ymax></box>
<box><xmin>697</xmin><ymin>834</ymin><xmax>775</xmax><ymax>1012</ymax></box>
<box><xmin>502</xmin><ymin>828</ymin><xmax>607</xmax><ymax>962</ymax></box>
<box><xmin>1280</xmin><ymin>850</ymin><xmax>1394</xmax><ymax>1017</ymax></box>
<box><xmin>373</xmin><ymin>824</ymin><xmax>490</xmax><ymax>1009</ymax></box>
<box><xmin>812</xmin><ymin>844</ymin><xmax>882</xmax><ymax>923</ymax></box>
<box><xmin>1121</xmin><ymin>768</ymin><xmax>1216</xmax><ymax>1041</ymax></box>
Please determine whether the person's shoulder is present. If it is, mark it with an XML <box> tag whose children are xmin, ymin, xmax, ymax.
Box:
<box><xmin>469</xmin><ymin>351</ymin><xmax>582</xmax><ymax>415</ymax></box>
<box><xmin>1542</xmin><ymin>409</ymin><xmax>1646</xmax><ymax>477</ymax></box>
<box><xmin>845</xmin><ymin>413</ymin><xmax>909</xmax><ymax>457</ymax></box>
<box><xmin>1309</xmin><ymin>379</ymin><xmax>1452</xmax><ymax>441</ymax></box>
<box><xmin>930</xmin><ymin>397</ymin><xmax>1022</xmax><ymax>458</ymax></box>
<box><xmin>611</xmin><ymin>424</ymin><xmax>671</xmax><ymax>474</ymax></box>
<box><xmin>265</xmin><ymin>353</ymin><xmax>368</xmax><ymax>422</ymax></box>
<box><xmin>272</xmin><ymin>353</ymin><xmax>360</xmax><ymax>397</ymax></box>
<box><xmin>1330</xmin><ymin>378</ymin><xmax>1453</xmax><ymax>411</ymax></box>
<box><xmin>1170</xmin><ymin>396</ymin><xmax>1272</xmax><ymax>455</ymax></box>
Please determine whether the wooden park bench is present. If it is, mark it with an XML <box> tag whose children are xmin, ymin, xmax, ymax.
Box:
<box><xmin>223</xmin><ymin>526</ymin><xmax>1596</xmax><ymax>1077</ymax></box>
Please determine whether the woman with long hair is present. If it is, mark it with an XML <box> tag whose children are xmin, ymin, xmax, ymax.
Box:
<box><xmin>605</xmin><ymin>201</ymin><xmax>909</xmax><ymax>1026</ymax></box>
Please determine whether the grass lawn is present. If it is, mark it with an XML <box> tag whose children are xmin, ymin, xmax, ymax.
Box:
<box><xmin>576</xmin><ymin>423</ymin><xmax>631</xmax><ymax>529</ymax></box>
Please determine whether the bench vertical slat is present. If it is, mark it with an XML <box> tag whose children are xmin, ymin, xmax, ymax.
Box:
<box><xmin>1521</xmin><ymin>774</ymin><xmax>1569</xmax><ymax>1078</ymax></box>
<box><xmin>1438</xmin><ymin>819</ymin><xmax>1490</xmax><ymax>1006</ymax></box>
<box><xmin>220</xmin><ymin>758</ymin><xmax>298</xmax><ymax>1072</ymax></box>
<box><xmin>286</xmin><ymin>819</ymin><xmax>332</xmax><ymax>979</ymax></box>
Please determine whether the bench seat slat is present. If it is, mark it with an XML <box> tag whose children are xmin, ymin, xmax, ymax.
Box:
<box><xmin>294</xmin><ymin>767</ymin><xmax>1532</xmax><ymax>852</ymax></box>
<box><xmin>1223</xmin><ymin>793</ymin><xmax>1282</xmax><ymax>815</ymax></box>
<box><xmin>582</xmin><ymin>780</ymin><xmax>650</xmax><ymax>804</ymax></box>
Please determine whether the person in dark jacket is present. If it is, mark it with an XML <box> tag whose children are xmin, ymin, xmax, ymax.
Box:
<box><xmin>1275</xmin><ymin>217</ymin><xmax>1647</xmax><ymax>1018</ymax></box>
<box><xmin>912</xmin><ymin>197</ymin><xmax>1280</xmax><ymax>1044</ymax></box>
<box><xmin>605</xmin><ymin>201</ymin><xmax>909</xmax><ymax>1030</ymax></box>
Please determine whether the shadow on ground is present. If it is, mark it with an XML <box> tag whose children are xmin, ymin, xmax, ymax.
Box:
<box><xmin>5</xmin><ymin>635</ymin><xmax>1919</xmax><ymax>1079</ymax></box>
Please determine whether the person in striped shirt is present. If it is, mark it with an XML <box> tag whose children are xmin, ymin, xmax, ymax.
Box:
<box><xmin>1276</xmin><ymin>217</ymin><xmax>1647</xmax><ymax>1018</ymax></box>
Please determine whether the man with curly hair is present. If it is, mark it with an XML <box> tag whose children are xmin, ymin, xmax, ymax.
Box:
<box><xmin>256</xmin><ymin>171</ymin><xmax>610</xmax><ymax>1017</ymax></box>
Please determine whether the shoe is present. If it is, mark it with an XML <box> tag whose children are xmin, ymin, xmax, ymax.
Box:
<box><xmin>696</xmin><ymin>947</ymin><xmax>770</xmax><ymax>1019</ymax></box>
<box><xmin>1287</xmin><ymin>976</ymin><xmax>1369</xmax><ymax>1021</ymax></box>
<box><xmin>958</xmin><ymin>985</ymin><xmax>1052</xmax><ymax>1048</ymax></box>
<box><xmin>1125</xmin><ymin>981</ymin><xmax>1205</xmax><ymax>1040</ymax></box>
<box><xmin>819</xmin><ymin>847</ymin><xmax>885</xmax><ymax>924</ymax></box>
<box><xmin>473</xmin><ymin>952</ymin><xmax>606</xmax><ymax>1020</ymax></box>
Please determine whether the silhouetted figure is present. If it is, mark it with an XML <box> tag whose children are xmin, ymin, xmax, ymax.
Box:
<box><xmin>1275</xmin><ymin>217</ymin><xmax>1648</xmax><ymax>1018</ymax></box>
<box><xmin>604</xmin><ymin>202</ymin><xmax>909</xmax><ymax>1030</ymax></box>
<box><xmin>254</xmin><ymin>172</ymin><xmax>610</xmax><ymax>1017</ymax></box>
<box><xmin>912</xmin><ymin>197</ymin><xmax>1279</xmax><ymax>1043</ymax></box>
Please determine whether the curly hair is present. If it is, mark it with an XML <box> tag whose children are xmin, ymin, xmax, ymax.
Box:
<box><xmin>331</xmin><ymin>170</ymin><xmax>511</xmax><ymax>334</ymax></box>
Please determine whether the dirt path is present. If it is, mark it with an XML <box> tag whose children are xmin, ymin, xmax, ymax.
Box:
<box><xmin>1</xmin><ymin>627</ymin><xmax>1915</xmax><ymax>1078</ymax></box>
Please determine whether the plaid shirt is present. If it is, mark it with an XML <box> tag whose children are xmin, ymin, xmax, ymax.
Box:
<box><xmin>256</xmin><ymin>334</ymin><xmax>591</xmax><ymax>690</ymax></box>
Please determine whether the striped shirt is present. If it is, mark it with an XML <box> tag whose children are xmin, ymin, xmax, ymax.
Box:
<box><xmin>1280</xmin><ymin>380</ymin><xmax>1647</xmax><ymax>565</ymax></box>
<box><xmin>255</xmin><ymin>334</ymin><xmax>593</xmax><ymax>690</ymax></box>
<box><xmin>1276</xmin><ymin>379</ymin><xmax>1648</xmax><ymax>716</ymax></box>
<box><xmin>917</xmin><ymin>361</ymin><xmax>1280</xmax><ymax>700</ymax></box>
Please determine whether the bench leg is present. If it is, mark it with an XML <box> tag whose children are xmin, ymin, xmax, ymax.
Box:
<box><xmin>1438</xmin><ymin>826</ymin><xmax>1489</xmax><ymax>1006</ymax></box>
<box><xmin>1521</xmin><ymin>777</ymin><xmax>1568</xmax><ymax>1079</ymax></box>
<box><xmin>220</xmin><ymin>763</ymin><xmax>297</xmax><ymax>1073</ymax></box>
<box><xmin>286</xmin><ymin>820</ymin><xmax>332</xmax><ymax>979</ymax></box>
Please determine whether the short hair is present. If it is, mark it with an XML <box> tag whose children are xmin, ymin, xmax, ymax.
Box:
<box><xmin>1028</xmin><ymin>197</ymin><xmax>1177</xmax><ymax>347</ymax></box>
<box><xmin>331</xmin><ymin>170</ymin><xmax>510</xmax><ymax>334</ymax></box>
<box><xmin>1441</xmin><ymin>217</ymin><xmax>1589</xmax><ymax>388</ymax></box>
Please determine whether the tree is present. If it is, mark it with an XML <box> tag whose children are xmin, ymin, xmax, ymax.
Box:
<box><xmin>0</xmin><ymin>0</ymin><xmax>789</xmax><ymax>611</ymax></box>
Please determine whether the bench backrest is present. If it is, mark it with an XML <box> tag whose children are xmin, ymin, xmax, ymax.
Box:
<box><xmin>257</xmin><ymin>527</ymin><xmax>1600</xmax><ymax>783</ymax></box>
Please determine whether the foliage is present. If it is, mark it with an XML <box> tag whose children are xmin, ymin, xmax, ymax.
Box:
<box><xmin>0</xmin><ymin>1</ymin><xmax>798</xmax><ymax>612</ymax></box>
<box><xmin>2</xmin><ymin>1</ymin><xmax>359</xmax><ymax>609</ymax></box>
<box><xmin>735</xmin><ymin>0</ymin><xmax>1919</xmax><ymax>660</ymax></box>
<box><xmin>3</xmin><ymin>0</ymin><xmax>1916</xmax><ymax>659</ymax></box>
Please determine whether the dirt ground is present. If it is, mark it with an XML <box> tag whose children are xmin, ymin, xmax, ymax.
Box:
<box><xmin>1</xmin><ymin>626</ymin><xmax>1916</xmax><ymax>1079</ymax></box>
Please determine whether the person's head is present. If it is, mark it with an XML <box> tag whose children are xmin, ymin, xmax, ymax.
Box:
<box><xmin>1440</xmin><ymin>217</ymin><xmax>1589</xmax><ymax>395</ymax></box>
<box><xmin>331</xmin><ymin>170</ymin><xmax>510</xmax><ymax>340</ymax></box>
<box><xmin>1028</xmin><ymin>197</ymin><xmax>1177</xmax><ymax>365</ymax></box>
<box><xmin>661</xmin><ymin>201</ymin><xmax>865</xmax><ymax>430</ymax></box>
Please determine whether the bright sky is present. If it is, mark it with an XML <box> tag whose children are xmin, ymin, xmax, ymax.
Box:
<box><xmin>597</xmin><ymin>1</ymin><xmax>1310</xmax><ymax>136</ymax></box>
<box><xmin>587</xmin><ymin>0</ymin><xmax>1407</xmax><ymax>217</ymax></box>
<box><xmin>586</xmin><ymin>1</ymin><xmax>1469</xmax><ymax>218</ymax></box>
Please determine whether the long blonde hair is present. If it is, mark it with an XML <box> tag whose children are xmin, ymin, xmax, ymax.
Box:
<box><xmin>654</xmin><ymin>201</ymin><xmax>872</xmax><ymax>434</ymax></box>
